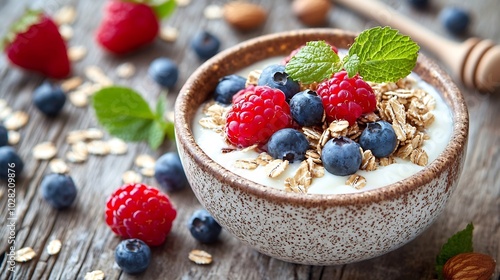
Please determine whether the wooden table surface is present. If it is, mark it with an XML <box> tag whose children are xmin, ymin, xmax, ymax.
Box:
<box><xmin>0</xmin><ymin>0</ymin><xmax>499</xmax><ymax>279</ymax></box>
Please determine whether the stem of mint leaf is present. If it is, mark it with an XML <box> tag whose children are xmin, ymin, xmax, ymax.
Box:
<box><xmin>92</xmin><ymin>86</ymin><xmax>174</xmax><ymax>150</ymax></box>
<box><xmin>286</xmin><ymin>27</ymin><xmax>420</xmax><ymax>84</ymax></box>
<box><xmin>435</xmin><ymin>223</ymin><xmax>474</xmax><ymax>280</ymax></box>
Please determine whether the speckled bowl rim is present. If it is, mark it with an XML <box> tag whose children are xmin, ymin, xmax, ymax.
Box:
<box><xmin>175</xmin><ymin>28</ymin><xmax>469</xmax><ymax>207</ymax></box>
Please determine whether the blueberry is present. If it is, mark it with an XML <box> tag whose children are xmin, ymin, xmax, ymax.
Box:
<box><xmin>407</xmin><ymin>0</ymin><xmax>429</xmax><ymax>9</ymax></box>
<box><xmin>321</xmin><ymin>136</ymin><xmax>361</xmax><ymax>176</ymax></box>
<box><xmin>40</xmin><ymin>173</ymin><xmax>77</xmax><ymax>209</ymax></box>
<box><xmin>0</xmin><ymin>146</ymin><xmax>24</xmax><ymax>180</ymax></box>
<box><xmin>191</xmin><ymin>30</ymin><xmax>220</xmax><ymax>60</ymax></box>
<box><xmin>148</xmin><ymin>58</ymin><xmax>179</xmax><ymax>88</ymax></box>
<box><xmin>258</xmin><ymin>64</ymin><xmax>300</xmax><ymax>100</ymax></box>
<box><xmin>289</xmin><ymin>90</ymin><xmax>324</xmax><ymax>126</ymax></box>
<box><xmin>0</xmin><ymin>125</ymin><xmax>8</xmax><ymax>147</ymax></box>
<box><xmin>267</xmin><ymin>128</ymin><xmax>309</xmax><ymax>163</ymax></box>
<box><xmin>33</xmin><ymin>81</ymin><xmax>66</xmax><ymax>116</ymax></box>
<box><xmin>359</xmin><ymin>121</ymin><xmax>398</xmax><ymax>158</ymax></box>
<box><xmin>440</xmin><ymin>7</ymin><xmax>471</xmax><ymax>35</ymax></box>
<box><xmin>214</xmin><ymin>75</ymin><xmax>247</xmax><ymax>104</ymax></box>
<box><xmin>187</xmin><ymin>209</ymin><xmax>222</xmax><ymax>244</ymax></box>
<box><xmin>115</xmin><ymin>239</ymin><xmax>151</xmax><ymax>274</ymax></box>
<box><xmin>154</xmin><ymin>152</ymin><xmax>188</xmax><ymax>192</ymax></box>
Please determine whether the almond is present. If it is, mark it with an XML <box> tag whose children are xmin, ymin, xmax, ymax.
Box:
<box><xmin>292</xmin><ymin>0</ymin><xmax>332</xmax><ymax>27</ymax></box>
<box><xmin>223</xmin><ymin>2</ymin><xmax>267</xmax><ymax>31</ymax></box>
<box><xmin>443</xmin><ymin>252</ymin><xmax>496</xmax><ymax>280</ymax></box>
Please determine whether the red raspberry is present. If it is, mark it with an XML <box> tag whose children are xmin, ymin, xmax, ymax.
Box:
<box><xmin>225</xmin><ymin>85</ymin><xmax>293</xmax><ymax>147</ymax></box>
<box><xmin>316</xmin><ymin>71</ymin><xmax>376</xmax><ymax>125</ymax></box>
<box><xmin>105</xmin><ymin>183</ymin><xmax>177</xmax><ymax>246</ymax></box>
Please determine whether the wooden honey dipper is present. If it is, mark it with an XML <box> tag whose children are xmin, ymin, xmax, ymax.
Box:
<box><xmin>335</xmin><ymin>0</ymin><xmax>500</xmax><ymax>92</ymax></box>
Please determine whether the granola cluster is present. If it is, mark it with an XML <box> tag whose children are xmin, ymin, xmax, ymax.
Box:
<box><xmin>199</xmin><ymin>74</ymin><xmax>436</xmax><ymax>194</ymax></box>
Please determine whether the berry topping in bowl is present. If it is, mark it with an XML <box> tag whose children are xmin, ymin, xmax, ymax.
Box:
<box><xmin>225</xmin><ymin>85</ymin><xmax>292</xmax><ymax>147</ymax></box>
<box><xmin>267</xmin><ymin>128</ymin><xmax>309</xmax><ymax>163</ymax></box>
<box><xmin>214</xmin><ymin>75</ymin><xmax>247</xmax><ymax>105</ymax></box>
<box><xmin>321</xmin><ymin>136</ymin><xmax>362</xmax><ymax>176</ymax></box>
<box><xmin>257</xmin><ymin>64</ymin><xmax>301</xmax><ymax>100</ymax></box>
<box><xmin>289</xmin><ymin>89</ymin><xmax>324</xmax><ymax>127</ymax></box>
<box><xmin>359</xmin><ymin>121</ymin><xmax>398</xmax><ymax>158</ymax></box>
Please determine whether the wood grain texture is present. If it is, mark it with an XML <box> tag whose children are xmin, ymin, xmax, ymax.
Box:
<box><xmin>0</xmin><ymin>0</ymin><xmax>499</xmax><ymax>279</ymax></box>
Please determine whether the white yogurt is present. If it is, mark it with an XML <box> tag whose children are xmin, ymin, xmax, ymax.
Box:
<box><xmin>192</xmin><ymin>57</ymin><xmax>453</xmax><ymax>194</ymax></box>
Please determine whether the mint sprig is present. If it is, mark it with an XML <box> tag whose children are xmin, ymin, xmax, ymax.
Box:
<box><xmin>435</xmin><ymin>223</ymin><xmax>474</xmax><ymax>280</ymax></box>
<box><xmin>285</xmin><ymin>41</ymin><xmax>342</xmax><ymax>85</ymax></box>
<box><xmin>92</xmin><ymin>86</ymin><xmax>174</xmax><ymax>149</ymax></box>
<box><xmin>286</xmin><ymin>26</ymin><xmax>420</xmax><ymax>84</ymax></box>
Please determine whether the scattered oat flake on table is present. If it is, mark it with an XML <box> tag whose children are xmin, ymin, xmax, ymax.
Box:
<box><xmin>175</xmin><ymin>0</ymin><xmax>191</xmax><ymax>7</ymax></box>
<box><xmin>15</xmin><ymin>247</ymin><xmax>36</xmax><ymax>262</ymax></box>
<box><xmin>122</xmin><ymin>170</ymin><xmax>142</xmax><ymax>184</ymax></box>
<box><xmin>49</xmin><ymin>158</ymin><xmax>70</xmax><ymax>174</ymax></box>
<box><xmin>140</xmin><ymin>167</ymin><xmax>155</xmax><ymax>177</ymax></box>
<box><xmin>85</xmin><ymin>66</ymin><xmax>113</xmax><ymax>86</ymax></box>
<box><xmin>4</xmin><ymin>111</ymin><xmax>29</xmax><ymax>130</ymax></box>
<box><xmin>107</xmin><ymin>138</ymin><xmax>128</xmax><ymax>154</ymax></box>
<box><xmin>8</xmin><ymin>130</ymin><xmax>20</xmax><ymax>145</ymax></box>
<box><xmin>54</xmin><ymin>6</ymin><xmax>77</xmax><ymax>25</ymax></box>
<box><xmin>135</xmin><ymin>154</ymin><xmax>156</xmax><ymax>168</ymax></box>
<box><xmin>0</xmin><ymin>106</ymin><xmax>12</xmax><ymax>121</ymax></box>
<box><xmin>66</xmin><ymin>130</ymin><xmax>87</xmax><ymax>144</ymax></box>
<box><xmin>47</xmin><ymin>239</ymin><xmax>62</xmax><ymax>255</ymax></box>
<box><xmin>116</xmin><ymin>62</ymin><xmax>136</xmax><ymax>79</ymax></box>
<box><xmin>87</xmin><ymin>140</ymin><xmax>110</xmax><ymax>155</ymax></box>
<box><xmin>160</xmin><ymin>26</ymin><xmax>178</xmax><ymax>42</ymax></box>
<box><xmin>33</xmin><ymin>142</ymin><xmax>57</xmax><ymax>160</ymax></box>
<box><xmin>188</xmin><ymin>250</ymin><xmax>213</xmax><ymax>265</ymax></box>
<box><xmin>84</xmin><ymin>270</ymin><xmax>105</xmax><ymax>280</ymax></box>
<box><xmin>69</xmin><ymin>90</ymin><xmax>88</xmax><ymax>107</ymax></box>
<box><xmin>84</xmin><ymin>128</ymin><xmax>104</xmax><ymax>140</ymax></box>
<box><xmin>59</xmin><ymin>24</ymin><xmax>74</xmax><ymax>41</ymax></box>
<box><xmin>68</xmin><ymin>46</ymin><xmax>87</xmax><ymax>62</ymax></box>
<box><xmin>61</xmin><ymin>76</ymin><xmax>83</xmax><ymax>92</ymax></box>
<box><xmin>204</xmin><ymin>5</ymin><xmax>223</xmax><ymax>19</ymax></box>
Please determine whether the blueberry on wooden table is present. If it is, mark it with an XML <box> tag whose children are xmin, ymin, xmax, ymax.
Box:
<box><xmin>148</xmin><ymin>58</ymin><xmax>179</xmax><ymax>88</ymax></box>
<box><xmin>187</xmin><ymin>209</ymin><xmax>222</xmax><ymax>244</ymax></box>
<box><xmin>40</xmin><ymin>173</ymin><xmax>77</xmax><ymax>209</ymax></box>
<box><xmin>0</xmin><ymin>125</ymin><xmax>8</xmax><ymax>147</ymax></box>
<box><xmin>33</xmin><ymin>81</ymin><xmax>66</xmax><ymax>117</ymax></box>
<box><xmin>0</xmin><ymin>146</ymin><xmax>24</xmax><ymax>180</ymax></box>
<box><xmin>190</xmin><ymin>30</ymin><xmax>221</xmax><ymax>60</ymax></box>
<box><xmin>115</xmin><ymin>239</ymin><xmax>151</xmax><ymax>274</ymax></box>
<box><xmin>154</xmin><ymin>152</ymin><xmax>188</xmax><ymax>192</ymax></box>
<box><xmin>440</xmin><ymin>7</ymin><xmax>471</xmax><ymax>35</ymax></box>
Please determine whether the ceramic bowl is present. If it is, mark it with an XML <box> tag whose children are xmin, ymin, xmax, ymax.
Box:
<box><xmin>174</xmin><ymin>29</ymin><xmax>468</xmax><ymax>265</ymax></box>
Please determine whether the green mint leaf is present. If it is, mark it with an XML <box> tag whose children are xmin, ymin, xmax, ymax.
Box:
<box><xmin>343</xmin><ymin>54</ymin><xmax>360</xmax><ymax>78</ymax></box>
<box><xmin>148</xmin><ymin>120</ymin><xmax>166</xmax><ymax>149</ymax></box>
<box><xmin>285</xmin><ymin>41</ymin><xmax>341</xmax><ymax>85</ymax></box>
<box><xmin>150</xmin><ymin>0</ymin><xmax>176</xmax><ymax>19</ymax></box>
<box><xmin>92</xmin><ymin>86</ymin><xmax>170</xmax><ymax>149</ymax></box>
<box><xmin>435</xmin><ymin>223</ymin><xmax>474</xmax><ymax>280</ymax></box>
<box><xmin>155</xmin><ymin>94</ymin><xmax>167</xmax><ymax>119</ymax></box>
<box><xmin>347</xmin><ymin>26</ymin><xmax>419</xmax><ymax>82</ymax></box>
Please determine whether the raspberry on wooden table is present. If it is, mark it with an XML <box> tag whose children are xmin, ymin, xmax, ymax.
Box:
<box><xmin>105</xmin><ymin>183</ymin><xmax>177</xmax><ymax>246</ymax></box>
<box><xmin>225</xmin><ymin>85</ymin><xmax>293</xmax><ymax>148</ymax></box>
